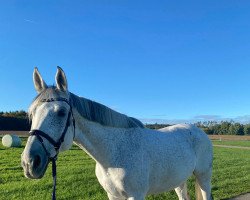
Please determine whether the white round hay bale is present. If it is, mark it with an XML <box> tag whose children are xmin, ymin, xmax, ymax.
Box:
<box><xmin>2</xmin><ymin>134</ymin><xmax>22</xmax><ymax>147</ymax></box>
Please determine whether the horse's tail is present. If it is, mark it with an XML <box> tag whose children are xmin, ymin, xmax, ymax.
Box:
<box><xmin>195</xmin><ymin>178</ymin><xmax>203</xmax><ymax>200</ymax></box>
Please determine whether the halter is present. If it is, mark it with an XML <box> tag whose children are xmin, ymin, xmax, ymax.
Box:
<box><xmin>29</xmin><ymin>97</ymin><xmax>75</xmax><ymax>200</ymax></box>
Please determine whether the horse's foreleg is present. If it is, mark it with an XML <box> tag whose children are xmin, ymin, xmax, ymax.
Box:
<box><xmin>175</xmin><ymin>182</ymin><xmax>190</xmax><ymax>200</ymax></box>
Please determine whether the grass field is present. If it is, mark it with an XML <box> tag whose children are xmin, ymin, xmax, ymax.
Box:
<box><xmin>0</xmin><ymin>138</ymin><xmax>250</xmax><ymax>200</ymax></box>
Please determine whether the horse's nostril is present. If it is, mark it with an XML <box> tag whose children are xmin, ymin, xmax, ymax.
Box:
<box><xmin>33</xmin><ymin>155</ymin><xmax>41</xmax><ymax>169</ymax></box>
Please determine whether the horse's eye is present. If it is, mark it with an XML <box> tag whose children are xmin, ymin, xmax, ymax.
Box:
<box><xmin>57</xmin><ymin>109</ymin><xmax>66</xmax><ymax>117</ymax></box>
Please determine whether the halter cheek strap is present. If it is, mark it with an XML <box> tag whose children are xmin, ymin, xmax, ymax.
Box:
<box><xmin>29</xmin><ymin>97</ymin><xmax>75</xmax><ymax>200</ymax></box>
<box><xmin>30</xmin><ymin>108</ymin><xmax>73</xmax><ymax>155</ymax></box>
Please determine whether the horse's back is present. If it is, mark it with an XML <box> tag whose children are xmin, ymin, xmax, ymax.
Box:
<box><xmin>158</xmin><ymin>124</ymin><xmax>212</xmax><ymax>156</ymax></box>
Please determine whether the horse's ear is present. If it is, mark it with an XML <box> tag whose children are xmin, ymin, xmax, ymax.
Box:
<box><xmin>55</xmin><ymin>66</ymin><xmax>68</xmax><ymax>91</ymax></box>
<box><xmin>33</xmin><ymin>67</ymin><xmax>48</xmax><ymax>93</ymax></box>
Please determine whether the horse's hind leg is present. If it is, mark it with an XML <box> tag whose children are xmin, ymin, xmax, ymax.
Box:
<box><xmin>175</xmin><ymin>182</ymin><xmax>190</xmax><ymax>200</ymax></box>
<box><xmin>126</xmin><ymin>194</ymin><xmax>145</xmax><ymax>200</ymax></box>
<box><xmin>194</xmin><ymin>168</ymin><xmax>213</xmax><ymax>200</ymax></box>
<box><xmin>107</xmin><ymin>193</ymin><xmax>126</xmax><ymax>200</ymax></box>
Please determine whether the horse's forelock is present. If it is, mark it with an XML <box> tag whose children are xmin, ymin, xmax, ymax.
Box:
<box><xmin>28</xmin><ymin>86</ymin><xmax>64</xmax><ymax>120</ymax></box>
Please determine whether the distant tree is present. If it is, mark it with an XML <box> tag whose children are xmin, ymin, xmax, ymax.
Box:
<box><xmin>201</xmin><ymin>127</ymin><xmax>213</xmax><ymax>135</ymax></box>
<box><xmin>229</xmin><ymin>123</ymin><xmax>244</xmax><ymax>135</ymax></box>
<box><xmin>244</xmin><ymin>124</ymin><xmax>250</xmax><ymax>135</ymax></box>
<box><xmin>210</xmin><ymin>124</ymin><xmax>221</xmax><ymax>135</ymax></box>
<box><xmin>219</xmin><ymin>121</ymin><xmax>231</xmax><ymax>135</ymax></box>
<box><xmin>228</xmin><ymin>124</ymin><xmax>235</xmax><ymax>135</ymax></box>
<box><xmin>235</xmin><ymin>123</ymin><xmax>244</xmax><ymax>135</ymax></box>
<box><xmin>195</xmin><ymin>121</ymin><xmax>204</xmax><ymax>128</ymax></box>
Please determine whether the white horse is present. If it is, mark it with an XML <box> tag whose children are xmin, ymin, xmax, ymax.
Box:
<box><xmin>21</xmin><ymin>67</ymin><xmax>213</xmax><ymax>200</ymax></box>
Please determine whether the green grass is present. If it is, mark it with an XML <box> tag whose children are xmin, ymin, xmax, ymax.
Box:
<box><xmin>212</xmin><ymin>147</ymin><xmax>250</xmax><ymax>199</ymax></box>
<box><xmin>0</xmin><ymin>139</ymin><xmax>249</xmax><ymax>200</ymax></box>
<box><xmin>212</xmin><ymin>140</ymin><xmax>250</xmax><ymax>147</ymax></box>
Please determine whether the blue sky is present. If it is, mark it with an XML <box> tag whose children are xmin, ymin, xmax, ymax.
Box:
<box><xmin>1</xmin><ymin>1</ymin><xmax>250</xmax><ymax>123</ymax></box>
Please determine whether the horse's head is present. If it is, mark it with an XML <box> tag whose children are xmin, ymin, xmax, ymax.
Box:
<box><xmin>21</xmin><ymin>67</ymin><xmax>75</xmax><ymax>179</ymax></box>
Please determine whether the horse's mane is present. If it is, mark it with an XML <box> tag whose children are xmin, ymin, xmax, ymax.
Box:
<box><xmin>29</xmin><ymin>87</ymin><xmax>144</xmax><ymax>129</ymax></box>
<box><xmin>70</xmin><ymin>93</ymin><xmax>144</xmax><ymax>128</ymax></box>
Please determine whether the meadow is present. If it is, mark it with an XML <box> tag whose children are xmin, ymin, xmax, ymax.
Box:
<box><xmin>0</xmin><ymin>137</ymin><xmax>249</xmax><ymax>200</ymax></box>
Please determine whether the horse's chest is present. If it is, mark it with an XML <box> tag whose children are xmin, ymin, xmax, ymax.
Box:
<box><xmin>95</xmin><ymin>164</ymin><xmax>128</xmax><ymax>198</ymax></box>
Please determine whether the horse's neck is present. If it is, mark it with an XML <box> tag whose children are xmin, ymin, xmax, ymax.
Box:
<box><xmin>73</xmin><ymin>111</ymin><xmax>119</xmax><ymax>166</ymax></box>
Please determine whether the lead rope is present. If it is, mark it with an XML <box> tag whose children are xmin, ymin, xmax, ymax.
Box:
<box><xmin>51</xmin><ymin>158</ymin><xmax>57</xmax><ymax>200</ymax></box>
<box><xmin>34</xmin><ymin>134</ymin><xmax>58</xmax><ymax>200</ymax></box>
<box><xmin>51</xmin><ymin>110</ymin><xmax>75</xmax><ymax>200</ymax></box>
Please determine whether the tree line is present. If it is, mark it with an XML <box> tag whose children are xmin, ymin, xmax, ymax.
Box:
<box><xmin>0</xmin><ymin>111</ymin><xmax>250</xmax><ymax>135</ymax></box>
<box><xmin>195</xmin><ymin>121</ymin><xmax>250</xmax><ymax>135</ymax></box>
<box><xmin>145</xmin><ymin>121</ymin><xmax>250</xmax><ymax>135</ymax></box>
<box><xmin>0</xmin><ymin>111</ymin><xmax>30</xmax><ymax>131</ymax></box>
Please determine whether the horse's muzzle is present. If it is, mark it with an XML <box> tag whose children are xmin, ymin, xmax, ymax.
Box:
<box><xmin>21</xmin><ymin>147</ymin><xmax>49</xmax><ymax>179</ymax></box>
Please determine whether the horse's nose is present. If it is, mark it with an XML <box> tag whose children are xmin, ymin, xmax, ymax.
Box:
<box><xmin>22</xmin><ymin>153</ymin><xmax>42</xmax><ymax>170</ymax></box>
